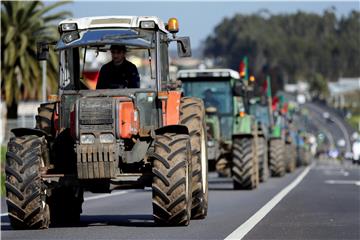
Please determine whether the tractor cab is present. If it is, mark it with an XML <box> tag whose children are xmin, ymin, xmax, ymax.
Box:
<box><xmin>178</xmin><ymin>69</ymin><xmax>239</xmax><ymax>141</ymax></box>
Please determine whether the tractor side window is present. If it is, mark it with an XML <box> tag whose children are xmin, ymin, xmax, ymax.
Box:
<box><xmin>160</xmin><ymin>38</ymin><xmax>170</xmax><ymax>88</ymax></box>
<box><xmin>59</xmin><ymin>48</ymin><xmax>80</xmax><ymax>90</ymax></box>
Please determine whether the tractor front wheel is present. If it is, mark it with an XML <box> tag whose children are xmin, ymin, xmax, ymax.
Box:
<box><xmin>5</xmin><ymin>135</ymin><xmax>50</xmax><ymax>229</ymax></box>
<box><xmin>152</xmin><ymin>133</ymin><xmax>192</xmax><ymax>226</ymax></box>
<box><xmin>232</xmin><ymin>137</ymin><xmax>259</xmax><ymax>190</ymax></box>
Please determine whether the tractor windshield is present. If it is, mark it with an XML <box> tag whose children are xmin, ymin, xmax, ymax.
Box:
<box><xmin>56</xmin><ymin>29</ymin><xmax>155</xmax><ymax>50</ymax></box>
<box><xmin>56</xmin><ymin>29</ymin><xmax>157</xmax><ymax>90</ymax></box>
<box><xmin>182</xmin><ymin>81</ymin><xmax>233</xmax><ymax>114</ymax></box>
<box><xmin>250</xmin><ymin>103</ymin><xmax>270</xmax><ymax>126</ymax></box>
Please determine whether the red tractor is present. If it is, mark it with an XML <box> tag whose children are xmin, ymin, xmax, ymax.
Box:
<box><xmin>5</xmin><ymin>16</ymin><xmax>208</xmax><ymax>229</ymax></box>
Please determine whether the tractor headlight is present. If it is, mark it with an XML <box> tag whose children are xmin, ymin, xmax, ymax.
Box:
<box><xmin>61</xmin><ymin>23</ymin><xmax>78</xmax><ymax>32</ymax></box>
<box><xmin>63</xmin><ymin>32</ymin><xmax>80</xmax><ymax>44</ymax></box>
<box><xmin>140</xmin><ymin>21</ymin><xmax>156</xmax><ymax>29</ymax></box>
<box><xmin>100</xmin><ymin>133</ymin><xmax>114</xmax><ymax>144</ymax></box>
<box><xmin>80</xmin><ymin>134</ymin><xmax>95</xmax><ymax>144</ymax></box>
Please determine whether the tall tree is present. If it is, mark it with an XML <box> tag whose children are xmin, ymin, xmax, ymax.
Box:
<box><xmin>204</xmin><ymin>10</ymin><xmax>360</xmax><ymax>93</ymax></box>
<box><xmin>1</xmin><ymin>1</ymin><xmax>71</xmax><ymax>118</ymax></box>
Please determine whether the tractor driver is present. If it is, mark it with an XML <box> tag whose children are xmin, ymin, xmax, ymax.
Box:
<box><xmin>203</xmin><ymin>89</ymin><xmax>220</xmax><ymax>110</ymax></box>
<box><xmin>96</xmin><ymin>45</ymin><xmax>140</xmax><ymax>89</ymax></box>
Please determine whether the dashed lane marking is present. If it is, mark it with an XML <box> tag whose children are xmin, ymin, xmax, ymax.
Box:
<box><xmin>325</xmin><ymin>180</ymin><xmax>360</xmax><ymax>186</ymax></box>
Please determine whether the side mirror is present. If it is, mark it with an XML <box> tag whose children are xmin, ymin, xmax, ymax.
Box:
<box><xmin>176</xmin><ymin>37</ymin><xmax>192</xmax><ymax>58</ymax></box>
<box><xmin>37</xmin><ymin>42</ymin><xmax>49</xmax><ymax>61</ymax></box>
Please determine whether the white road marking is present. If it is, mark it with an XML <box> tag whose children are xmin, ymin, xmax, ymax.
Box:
<box><xmin>225</xmin><ymin>164</ymin><xmax>314</xmax><ymax>240</ymax></box>
<box><xmin>84</xmin><ymin>190</ymin><xmax>137</xmax><ymax>201</ymax></box>
<box><xmin>1</xmin><ymin>212</ymin><xmax>8</xmax><ymax>217</ymax></box>
<box><xmin>325</xmin><ymin>180</ymin><xmax>360</xmax><ymax>186</ymax></box>
<box><xmin>0</xmin><ymin>190</ymin><xmax>138</xmax><ymax>217</ymax></box>
<box><xmin>323</xmin><ymin>169</ymin><xmax>349</xmax><ymax>176</ymax></box>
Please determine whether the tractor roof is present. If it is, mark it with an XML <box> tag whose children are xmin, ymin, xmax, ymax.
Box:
<box><xmin>177</xmin><ymin>69</ymin><xmax>240</xmax><ymax>80</ymax></box>
<box><xmin>59</xmin><ymin>16</ymin><xmax>167</xmax><ymax>32</ymax></box>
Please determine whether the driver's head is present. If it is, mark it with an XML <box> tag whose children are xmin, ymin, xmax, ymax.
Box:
<box><xmin>110</xmin><ymin>45</ymin><xmax>126</xmax><ymax>65</ymax></box>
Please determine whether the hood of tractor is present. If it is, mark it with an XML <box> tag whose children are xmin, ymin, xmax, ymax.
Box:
<box><xmin>75</xmin><ymin>96</ymin><xmax>139</xmax><ymax>144</ymax></box>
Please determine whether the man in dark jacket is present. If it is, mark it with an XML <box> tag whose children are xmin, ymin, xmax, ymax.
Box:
<box><xmin>96</xmin><ymin>45</ymin><xmax>140</xmax><ymax>89</ymax></box>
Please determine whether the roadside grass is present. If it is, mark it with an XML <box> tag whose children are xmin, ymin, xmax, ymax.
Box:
<box><xmin>348</xmin><ymin>114</ymin><xmax>360</xmax><ymax>131</ymax></box>
<box><xmin>1</xmin><ymin>145</ymin><xmax>6</xmax><ymax>196</ymax></box>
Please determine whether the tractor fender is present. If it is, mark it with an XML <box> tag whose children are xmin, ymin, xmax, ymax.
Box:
<box><xmin>232</xmin><ymin>133</ymin><xmax>254</xmax><ymax>139</ymax></box>
<box><xmin>11</xmin><ymin>128</ymin><xmax>49</xmax><ymax>138</ymax></box>
<box><xmin>155</xmin><ymin>125</ymin><xmax>189</xmax><ymax>136</ymax></box>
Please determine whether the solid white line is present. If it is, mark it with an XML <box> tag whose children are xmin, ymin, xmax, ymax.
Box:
<box><xmin>0</xmin><ymin>190</ymin><xmax>138</xmax><ymax>217</ymax></box>
<box><xmin>225</xmin><ymin>164</ymin><xmax>314</xmax><ymax>240</ymax></box>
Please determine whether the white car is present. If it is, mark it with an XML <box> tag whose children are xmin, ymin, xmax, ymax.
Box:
<box><xmin>323</xmin><ymin>112</ymin><xmax>330</xmax><ymax>119</ymax></box>
<box><xmin>352</xmin><ymin>140</ymin><xmax>360</xmax><ymax>164</ymax></box>
<box><xmin>337</xmin><ymin>139</ymin><xmax>346</xmax><ymax>148</ymax></box>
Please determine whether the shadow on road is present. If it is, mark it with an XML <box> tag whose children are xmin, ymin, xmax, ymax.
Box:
<box><xmin>1</xmin><ymin>215</ymin><xmax>12</xmax><ymax>231</ymax></box>
<box><xmin>1</xmin><ymin>214</ymin><xmax>156</xmax><ymax>230</ymax></box>
<box><xmin>208</xmin><ymin>178</ymin><xmax>237</xmax><ymax>191</ymax></box>
<box><xmin>79</xmin><ymin>214</ymin><xmax>155</xmax><ymax>227</ymax></box>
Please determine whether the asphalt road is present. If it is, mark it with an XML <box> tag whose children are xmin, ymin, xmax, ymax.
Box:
<box><xmin>1</xmin><ymin>103</ymin><xmax>359</xmax><ymax>239</ymax></box>
<box><xmin>305</xmin><ymin>102</ymin><xmax>354</xmax><ymax>152</ymax></box>
<box><xmin>1</xmin><ymin>159</ymin><xmax>359</xmax><ymax>240</ymax></box>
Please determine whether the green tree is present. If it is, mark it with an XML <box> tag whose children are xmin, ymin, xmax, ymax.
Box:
<box><xmin>204</xmin><ymin>10</ymin><xmax>360</xmax><ymax>94</ymax></box>
<box><xmin>309</xmin><ymin>73</ymin><xmax>329</xmax><ymax>99</ymax></box>
<box><xmin>1</xmin><ymin>1</ymin><xmax>71</xmax><ymax>118</ymax></box>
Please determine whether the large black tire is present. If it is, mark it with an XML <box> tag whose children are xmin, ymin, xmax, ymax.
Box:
<box><xmin>285</xmin><ymin>144</ymin><xmax>296</xmax><ymax>173</ymax></box>
<box><xmin>35</xmin><ymin>103</ymin><xmax>56</xmax><ymax>136</ymax></box>
<box><xmin>152</xmin><ymin>133</ymin><xmax>192</xmax><ymax>226</ymax></box>
<box><xmin>232</xmin><ymin>137</ymin><xmax>259</xmax><ymax>190</ymax></box>
<box><xmin>48</xmin><ymin>186</ymin><xmax>84</xmax><ymax>226</ymax></box>
<box><xmin>303</xmin><ymin>151</ymin><xmax>311</xmax><ymax>166</ymax></box>
<box><xmin>180</xmin><ymin>97</ymin><xmax>208</xmax><ymax>219</ymax></box>
<box><xmin>5</xmin><ymin>135</ymin><xmax>50</xmax><ymax>229</ymax></box>
<box><xmin>258</xmin><ymin>137</ymin><xmax>269</xmax><ymax>182</ymax></box>
<box><xmin>269</xmin><ymin>139</ymin><xmax>286</xmax><ymax>177</ymax></box>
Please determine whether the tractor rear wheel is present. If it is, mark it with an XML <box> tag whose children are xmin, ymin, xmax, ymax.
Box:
<box><xmin>269</xmin><ymin>139</ymin><xmax>286</xmax><ymax>177</ymax></box>
<box><xmin>232</xmin><ymin>137</ymin><xmax>259</xmax><ymax>190</ymax></box>
<box><xmin>180</xmin><ymin>97</ymin><xmax>208</xmax><ymax>219</ymax></box>
<box><xmin>258</xmin><ymin>137</ymin><xmax>269</xmax><ymax>182</ymax></box>
<box><xmin>152</xmin><ymin>133</ymin><xmax>192</xmax><ymax>226</ymax></box>
<box><xmin>35</xmin><ymin>103</ymin><xmax>56</xmax><ymax>136</ymax></box>
<box><xmin>285</xmin><ymin>144</ymin><xmax>296</xmax><ymax>173</ymax></box>
<box><xmin>5</xmin><ymin>135</ymin><xmax>50</xmax><ymax>229</ymax></box>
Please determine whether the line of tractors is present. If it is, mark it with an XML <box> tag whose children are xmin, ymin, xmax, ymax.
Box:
<box><xmin>178</xmin><ymin>65</ymin><xmax>311</xmax><ymax>190</ymax></box>
<box><xmin>4</xmin><ymin>15</ymin><xmax>311</xmax><ymax>230</ymax></box>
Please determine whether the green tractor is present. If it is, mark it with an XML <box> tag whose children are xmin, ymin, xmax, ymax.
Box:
<box><xmin>248</xmin><ymin>75</ymin><xmax>287</xmax><ymax>178</ymax></box>
<box><xmin>178</xmin><ymin>68</ymin><xmax>259</xmax><ymax>190</ymax></box>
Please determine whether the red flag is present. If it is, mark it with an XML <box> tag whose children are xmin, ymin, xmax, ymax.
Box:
<box><xmin>262</xmin><ymin>79</ymin><xmax>268</xmax><ymax>93</ymax></box>
<box><xmin>272</xmin><ymin>96</ymin><xmax>279</xmax><ymax>111</ymax></box>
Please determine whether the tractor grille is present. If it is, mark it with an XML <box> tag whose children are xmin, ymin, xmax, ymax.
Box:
<box><xmin>76</xmin><ymin>143</ymin><xmax>118</xmax><ymax>179</ymax></box>
<box><xmin>79</xmin><ymin>98</ymin><xmax>113</xmax><ymax>125</ymax></box>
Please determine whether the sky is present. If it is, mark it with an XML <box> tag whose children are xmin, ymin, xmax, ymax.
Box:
<box><xmin>50</xmin><ymin>1</ymin><xmax>360</xmax><ymax>49</ymax></box>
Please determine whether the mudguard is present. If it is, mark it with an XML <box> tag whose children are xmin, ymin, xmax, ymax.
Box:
<box><xmin>155</xmin><ymin>125</ymin><xmax>189</xmax><ymax>136</ymax></box>
<box><xmin>11</xmin><ymin>128</ymin><xmax>49</xmax><ymax>138</ymax></box>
